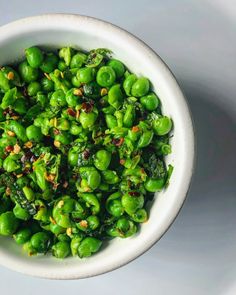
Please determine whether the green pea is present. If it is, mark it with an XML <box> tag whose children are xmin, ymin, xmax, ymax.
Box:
<box><xmin>0</xmin><ymin>70</ymin><xmax>10</xmax><ymax>92</ymax></box>
<box><xmin>131</xmin><ymin>208</ymin><xmax>148</xmax><ymax>223</ymax></box>
<box><xmin>131</xmin><ymin>77</ymin><xmax>150</xmax><ymax>97</ymax></box>
<box><xmin>71</xmin><ymin>235</ymin><xmax>83</xmax><ymax>256</ymax></box>
<box><xmin>68</xmin><ymin>148</ymin><xmax>79</xmax><ymax>166</ymax></box>
<box><xmin>25</xmin><ymin>47</ymin><xmax>43</xmax><ymax>68</ymax></box>
<box><xmin>87</xmin><ymin>215</ymin><xmax>100</xmax><ymax>230</ymax></box>
<box><xmin>70</xmin><ymin>123</ymin><xmax>82</xmax><ymax>135</ymax></box>
<box><xmin>13</xmin><ymin>98</ymin><xmax>27</xmax><ymax>114</ymax></box>
<box><xmin>52</xmin><ymin>196</ymin><xmax>75</xmax><ymax>228</ymax></box>
<box><xmin>86</xmin><ymin>170</ymin><xmax>101</xmax><ymax>190</ymax></box>
<box><xmin>137</xmin><ymin>130</ymin><xmax>154</xmax><ymax>148</ymax></box>
<box><xmin>107</xmin><ymin>59</ymin><xmax>125</xmax><ymax>79</ymax></box>
<box><xmin>66</xmin><ymin>88</ymin><xmax>81</xmax><ymax>107</ymax></box>
<box><xmin>3</xmin><ymin>155</ymin><xmax>20</xmax><ymax>172</ymax></box>
<box><xmin>0</xmin><ymin>212</ymin><xmax>19</xmax><ymax>236</ymax></box>
<box><xmin>70</xmin><ymin>53</ymin><xmax>87</xmax><ymax>68</ymax></box>
<box><xmin>59</xmin><ymin>47</ymin><xmax>73</xmax><ymax>66</ymax></box>
<box><xmin>13</xmin><ymin>203</ymin><xmax>30</xmax><ymax>221</ymax></box>
<box><xmin>80</xmin><ymin>193</ymin><xmax>100</xmax><ymax>215</ymax></box>
<box><xmin>96</xmin><ymin>66</ymin><xmax>116</xmax><ymax>87</ymax></box>
<box><xmin>33</xmin><ymin>200</ymin><xmax>48</xmax><ymax>223</ymax></box>
<box><xmin>41</xmin><ymin>77</ymin><xmax>54</xmax><ymax>92</ymax></box>
<box><xmin>140</xmin><ymin>93</ymin><xmax>159</xmax><ymax>111</ymax></box>
<box><xmin>116</xmin><ymin>217</ymin><xmax>130</xmax><ymax>232</ymax></box>
<box><xmin>94</xmin><ymin>150</ymin><xmax>111</xmax><ymax>171</ymax></box>
<box><xmin>26</xmin><ymin>125</ymin><xmax>43</xmax><ymax>142</ymax></box>
<box><xmin>50</xmin><ymin>89</ymin><xmax>67</xmax><ymax>107</ymax></box>
<box><xmin>108</xmin><ymin>84</ymin><xmax>123</xmax><ymax>109</ymax></box>
<box><xmin>54</xmin><ymin>131</ymin><xmax>71</xmax><ymax>145</ymax></box>
<box><xmin>36</xmin><ymin>91</ymin><xmax>47</xmax><ymax>106</ymax></box>
<box><xmin>18</xmin><ymin>61</ymin><xmax>39</xmax><ymax>83</ymax></box>
<box><xmin>79</xmin><ymin>111</ymin><xmax>98</xmax><ymax>129</ymax></box>
<box><xmin>123</xmin><ymin>74</ymin><xmax>137</xmax><ymax>96</ymax></box>
<box><xmin>153</xmin><ymin>116</ymin><xmax>172</xmax><ymax>136</ymax></box>
<box><xmin>77</xmin><ymin>67</ymin><xmax>95</xmax><ymax>83</ymax></box>
<box><xmin>101</xmin><ymin>170</ymin><xmax>120</xmax><ymax>184</ymax></box>
<box><xmin>13</xmin><ymin>228</ymin><xmax>31</xmax><ymax>245</ymax></box>
<box><xmin>105</xmin><ymin>114</ymin><xmax>117</xmax><ymax>129</ymax></box>
<box><xmin>22</xmin><ymin>186</ymin><xmax>35</xmax><ymax>201</ymax></box>
<box><xmin>78</xmin><ymin>237</ymin><xmax>102</xmax><ymax>258</ymax></box>
<box><xmin>50</xmin><ymin>223</ymin><xmax>65</xmax><ymax>235</ymax></box>
<box><xmin>30</xmin><ymin>232</ymin><xmax>51</xmax><ymax>253</ymax></box>
<box><xmin>40</xmin><ymin>53</ymin><xmax>58</xmax><ymax>73</ymax></box>
<box><xmin>144</xmin><ymin>177</ymin><xmax>166</xmax><ymax>192</ymax></box>
<box><xmin>71</xmin><ymin>75</ymin><xmax>81</xmax><ymax>87</ymax></box>
<box><xmin>121</xmin><ymin>192</ymin><xmax>144</xmax><ymax>215</ymax></box>
<box><xmin>8</xmin><ymin>120</ymin><xmax>28</xmax><ymax>142</ymax></box>
<box><xmin>106</xmin><ymin>192</ymin><xmax>124</xmax><ymax>217</ymax></box>
<box><xmin>123</xmin><ymin>105</ymin><xmax>135</xmax><ymax>128</ymax></box>
<box><xmin>52</xmin><ymin>241</ymin><xmax>71</xmax><ymax>259</ymax></box>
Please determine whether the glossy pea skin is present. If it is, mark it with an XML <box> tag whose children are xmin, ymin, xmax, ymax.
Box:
<box><xmin>78</xmin><ymin>237</ymin><xmax>102</xmax><ymax>258</ymax></box>
<box><xmin>137</xmin><ymin>130</ymin><xmax>154</xmax><ymax>148</ymax></box>
<box><xmin>27</xmin><ymin>81</ymin><xmax>41</xmax><ymax>96</ymax></box>
<box><xmin>144</xmin><ymin>177</ymin><xmax>166</xmax><ymax>192</ymax></box>
<box><xmin>26</xmin><ymin>125</ymin><xmax>43</xmax><ymax>142</ymax></box>
<box><xmin>50</xmin><ymin>223</ymin><xmax>65</xmax><ymax>235</ymax></box>
<box><xmin>8</xmin><ymin>120</ymin><xmax>28</xmax><ymax>142</ymax></box>
<box><xmin>52</xmin><ymin>241</ymin><xmax>71</xmax><ymax>259</ymax></box>
<box><xmin>108</xmin><ymin>84</ymin><xmax>123</xmax><ymax>109</ymax></box>
<box><xmin>50</xmin><ymin>89</ymin><xmax>67</xmax><ymax>107</ymax></box>
<box><xmin>123</xmin><ymin>105</ymin><xmax>135</xmax><ymax>128</ymax></box>
<box><xmin>13</xmin><ymin>98</ymin><xmax>27</xmax><ymax>114</ymax></box>
<box><xmin>66</xmin><ymin>88</ymin><xmax>81</xmax><ymax>107</ymax></box>
<box><xmin>71</xmin><ymin>235</ymin><xmax>83</xmax><ymax>256</ymax></box>
<box><xmin>0</xmin><ymin>212</ymin><xmax>19</xmax><ymax>236</ymax></box>
<box><xmin>87</xmin><ymin>215</ymin><xmax>100</xmax><ymax>230</ymax></box>
<box><xmin>121</xmin><ymin>193</ymin><xmax>144</xmax><ymax>215</ymax></box>
<box><xmin>30</xmin><ymin>232</ymin><xmax>51</xmax><ymax>253</ymax></box>
<box><xmin>25</xmin><ymin>47</ymin><xmax>43</xmax><ymax>68</ymax></box>
<box><xmin>13</xmin><ymin>203</ymin><xmax>30</xmax><ymax>221</ymax></box>
<box><xmin>131</xmin><ymin>77</ymin><xmax>150</xmax><ymax>97</ymax></box>
<box><xmin>101</xmin><ymin>170</ymin><xmax>120</xmax><ymax>184</ymax></box>
<box><xmin>70</xmin><ymin>53</ymin><xmax>87</xmax><ymax>69</ymax></box>
<box><xmin>40</xmin><ymin>53</ymin><xmax>58</xmax><ymax>73</ymax></box>
<box><xmin>131</xmin><ymin>208</ymin><xmax>148</xmax><ymax>223</ymax></box>
<box><xmin>96</xmin><ymin>66</ymin><xmax>116</xmax><ymax>87</ymax></box>
<box><xmin>18</xmin><ymin>61</ymin><xmax>39</xmax><ymax>83</ymax></box>
<box><xmin>3</xmin><ymin>155</ymin><xmax>20</xmax><ymax>172</ymax></box>
<box><xmin>41</xmin><ymin>77</ymin><xmax>54</xmax><ymax>92</ymax></box>
<box><xmin>79</xmin><ymin>111</ymin><xmax>98</xmax><ymax>129</ymax></box>
<box><xmin>13</xmin><ymin>228</ymin><xmax>31</xmax><ymax>245</ymax></box>
<box><xmin>153</xmin><ymin>116</ymin><xmax>172</xmax><ymax>136</ymax></box>
<box><xmin>106</xmin><ymin>192</ymin><xmax>124</xmax><ymax>217</ymax></box>
<box><xmin>107</xmin><ymin>59</ymin><xmax>125</xmax><ymax>79</ymax></box>
<box><xmin>105</xmin><ymin>114</ymin><xmax>117</xmax><ymax>129</ymax></box>
<box><xmin>123</xmin><ymin>74</ymin><xmax>137</xmax><ymax>96</ymax></box>
<box><xmin>94</xmin><ymin>150</ymin><xmax>111</xmax><ymax>171</ymax></box>
<box><xmin>140</xmin><ymin>93</ymin><xmax>159</xmax><ymax>111</ymax></box>
<box><xmin>77</xmin><ymin>67</ymin><xmax>95</xmax><ymax>83</ymax></box>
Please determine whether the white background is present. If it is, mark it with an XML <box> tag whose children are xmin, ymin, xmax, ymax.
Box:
<box><xmin>0</xmin><ymin>1</ymin><xmax>236</xmax><ymax>294</ymax></box>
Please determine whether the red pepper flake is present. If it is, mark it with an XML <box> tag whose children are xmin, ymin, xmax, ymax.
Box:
<box><xmin>5</xmin><ymin>145</ymin><xmax>14</xmax><ymax>152</ymax></box>
<box><xmin>132</xmin><ymin>126</ymin><xmax>140</xmax><ymax>132</ymax></box>
<box><xmin>83</xmin><ymin>149</ymin><xmax>90</xmax><ymax>160</ymax></box>
<box><xmin>81</xmin><ymin>102</ymin><xmax>94</xmax><ymax>113</ymax></box>
<box><xmin>112</xmin><ymin>137</ymin><xmax>124</xmax><ymax>146</ymax></box>
<box><xmin>67</xmin><ymin>108</ymin><xmax>76</xmax><ymax>117</ymax></box>
<box><xmin>128</xmin><ymin>191</ymin><xmax>140</xmax><ymax>196</ymax></box>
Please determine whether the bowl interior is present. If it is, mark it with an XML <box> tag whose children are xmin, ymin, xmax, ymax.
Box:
<box><xmin>0</xmin><ymin>15</ymin><xmax>194</xmax><ymax>279</ymax></box>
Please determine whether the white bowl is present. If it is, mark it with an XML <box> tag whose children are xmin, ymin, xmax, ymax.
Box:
<box><xmin>0</xmin><ymin>14</ymin><xmax>194</xmax><ymax>279</ymax></box>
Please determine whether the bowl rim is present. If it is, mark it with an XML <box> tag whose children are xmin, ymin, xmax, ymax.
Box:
<box><xmin>0</xmin><ymin>13</ymin><xmax>195</xmax><ymax>279</ymax></box>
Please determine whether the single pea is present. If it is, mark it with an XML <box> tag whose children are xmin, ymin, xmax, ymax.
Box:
<box><xmin>71</xmin><ymin>75</ymin><xmax>81</xmax><ymax>87</ymax></box>
<box><xmin>87</xmin><ymin>215</ymin><xmax>100</xmax><ymax>230</ymax></box>
<box><xmin>108</xmin><ymin>84</ymin><xmax>123</xmax><ymax>109</ymax></box>
<box><xmin>25</xmin><ymin>46</ymin><xmax>43</xmax><ymax>68</ymax></box>
<box><xmin>26</xmin><ymin>125</ymin><xmax>43</xmax><ymax>142</ymax></box>
<box><xmin>66</xmin><ymin>88</ymin><xmax>81</xmax><ymax>107</ymax></box>
<box><xmin>68</xmin><ymin>149</ymin><xmax>79</xmax><ymax>166</ymax></box>
<box><xmin>78</xmin><ymin>237</ymin><xmax>102</xmax><ymax>258</ymax></box>
<box><xmin>94</xmin><ymin>150</ymin><xmax>111</xmax><ymax>171</ymax></box>
<box><xmin>13</xmin><ymin>203</ymin><xmax>30</xmax><ymax>221</ymax></box>
<box><xmin>153</xmin><ymin>116</ymin><xmax>172</xmax><ymax>136</ymax></box>
<box><xmin>96</xmin><ymin>66</ymin><xmax>116</xmax><ymax>87</ymax></box>
<box><xmin>57</xmin><ymin>118</ymin><xmax>70</xmax><ymax>131</ymax></box>
<box><xmin>54</xmin><ymin>132</ymin><xmax>71</xmax><ymax>145</ymax></box>
<box><xmin>3</xmin><ymin>155</ymin><xmax>20</xmax><ymax>172</ymax></box>
<box><xmin>79</xmin><ymin>111</ymin><xmax>98</xmax><ymax>129</ymax></box>
<box><xmin>123</xmin><ymin>74</ymin><xmax>137</xmax><ymax>96</ymax></box>
<box><xmin>131</xmin><ymin>208</ymin><xmax>148</xmax><ymax>223</ymax></box>
<box><xmin>36</xmin><ymin>91</ymin><xmax>47</xmax><ymax>106</ymax></box>
<box><xmin>131</xmin><ymin>77</ymin><xmax>150</xmax><ymax>97</ymax></box>
<box><xmin>50</xmin><ymin>223</ymin><xmax>65</xmax><ymax>235</ymax></box>
<box><xmin>41</xmin><ymin>77</ymin><xmax>54</xmax><ymax>92</ymax></box>
<box><xmin>106</xmin><ymin>193</ymin><xmax>124</xmax><ymax>218</ymax></box>
<box><xmin>137</xmin><ymin>130</ymin><xmax>154</xmax><ymax>148</ymax></box>
<box><xmin>8</xmin><ymin>120</ymin><xmax>28</xmax><ymax>142</ymax></box>
<box><xmin>50</xmin><ymin>89</ymin><xmax>67</xmax><ymax>107</ymax></box>
<box><xmin>70</xmin><ymin>53</ymin><xmax>87</xmax><ymax>68</ymax></box>
<box><xmin>0</xmin><ymin>212</ymin><xmax>19</xmax><ymax>236</ymax></box>
<box><xmin>77</xmin><ymin>67</ymin><xmax>95</xmax><ymax>83</ymax></box>
<box><xmin>18</xmin><ymin>61</ymin><xmax>39</xmax><ymax>83</ymax></box>
<box><xmin>13</xmin><ymin>98</ymin><xmax>27</xmax><ymax>114</ymax></box>
<box><xmin>123</xmin><ymin>105</ymin><xmax>135</xmax><ymax>128</ymax></box>
<box><xmin>80</xmin><ymin>193</ymin><xmax>100</xmax><ymax>215</ymax></box>
<box><xmin>117</xmin><ymin>217</ymin><xmax>130</xmax><ymax>232</ymax></box>
<box><xmin>52</xmin><ymin>241</ymin><xmax>71</xmax><ymax>259</ymax></box>
<box><xmin>70</xmin><ymin>235</ymin><xmax>83</xmax><ymax>256</ymax></box>
<box><xmin>144</xmin><ymin>177</ymin><xmax>166</xmax><ymax>192</ymax></box>
<box><xmin>40</xmin><ymin>53</ymin><xmax>59</xmax><ymax>73</ymax></box>
<box><xmin>101</xmin><ymin>170</ymin><xmax>120</xmax><ymax>184</ymax></box>
<box><xmin>140</xmin><ymin>93</ymin><xmax>159</xmax><ymax>111</ymax></box>
<box><xmin>13</xmin><ymin>228</ymin><xmax>31</xmax><ymax>245</ymax></box>
<box><xmin>30</xmin><ymin>232</ymin><xmax>52</xmax><ymax>253</ymax></box>
<box><xmin>107</xmin><ymin>59</ymin><xmax>125</xmax><ymax>79</ymax></box>
<box><xmin>87</xmin><ymin>170</ymin><xmax>101</xmax><ymax>190</ymax></box>
<box><xmin>105</xmin><ymin>114</ymin><xmax>117</xmax><ymax>129</ymax></box>
<box><xmin>70</xmin><ymin>123</ymin><xmax>82</xmax><ymax>136</ymax></box>
<box><xmin>121</xmin><ymin>192</ymin><xmax>144</xmax><ymax>215</ymax></box>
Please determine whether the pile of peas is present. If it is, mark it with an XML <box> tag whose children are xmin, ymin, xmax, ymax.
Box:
<box><xmin>0</xmin><ymin>46</ymin><xmax>173</xmax><ymax>259</ymax></box>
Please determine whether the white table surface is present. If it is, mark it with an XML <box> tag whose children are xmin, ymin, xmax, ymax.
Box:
<box><xmin>0</xmin><ymin>1</ymin><xmax>235</xmax><ymax>294</ymax></box>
